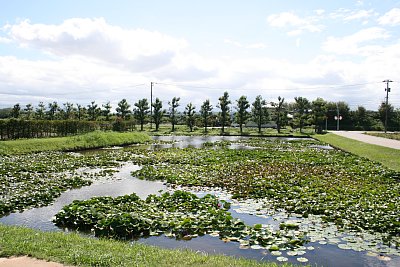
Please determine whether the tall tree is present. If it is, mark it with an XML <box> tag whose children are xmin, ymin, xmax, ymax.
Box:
<box><xmin>63</xmin><ymin>102</ymin><xmax>75</xmax><ymax>120</ymax></box>
<box><xmin>87</xmin><ymin>101</ymin><xmax>100</xmax><ymax>121</ymax></box>
<box><xmin>200</xmin><ymin>99</ymin><xmax>213</xmax><ymax>133</ymax></box>
<box><xmin>169</xmin><ymin>97</ymin><xmax>180</xmax><ymax>132</ymax></box>
<box><xmin>235</xmin><ymin>95</ymin><xmax>250</xmax><ymax>134</ymax></box>
<box><xmin>354</xmin><ymin>106</ymin><xmax>373</xmax><ymax>130</ymax></box>
<box><xmin>24</xmin><ymin>103</ymin><xmax>33</xmax><ymax>120</ymax></box>
<box><xmin>76</xmin><ymin>104</ymin><xmax>86</xmax><ymax>120</ymax></box>
<box><xmin>217</xmin><ymin>91</ymin><xmax>231</xmax><ymax>134</ymax></box>
<box><xmin>10</xmin><ymin>103</ymin><xmax>21</xmax><ymax>119</ymax></box>
<box><xmin>311</xmin><ymin>98</ymin><xmax>327</xmax><ymax>134</ymax></box>
<box><xmin>252</xmin><ymin>95</ymin><xmax>269</xmax><ymax>133</ymax></box>
<box><xmin>293</xmin><ymin>96</ymin><xmax>311</xmax><ymax>133</ymax></box>
<box><xmin>395</xmin><ymin>108</ymin><xmax>400</xmax><ymax>132</ymax></box>
<box><xmin>152</xmin><ymin>98</ymin><xmax>165</xmax><ymax>131</ymax></box>
<box><xmin>184</xmin><ymin>102</ymin><xmax>196</xmax><ymax>132</ymax></box>
<box><xmin>134</xmin><ymin>98</ymin><xmax>150</xmax><ymax>131</ymax></box>
<box><xmin>378</xmin><ymin>101</ymin><xmax>395</xmax><ymax>131</ymax></box>
<box><xmin>35</xmin><ymin>102</ymin><xmax>46</xmax><ymax>120</ymax></box>
<box><xmin>116</xmin><ymin>99</ymin><xmax>131</xmax><ymax>120</ymax></box>
<box><xmin>47</xmin><ymin>101</ymin><xmax>59</xmax><ymax>120</ymax></box>
<box><xmin>102</xmin><ymin>101</ymin><xmax>112</xmax><ymax>121</ymax></box>
<box><xmin>272</xmin><ymin>96</ymin><xmax>285</xmax><ymax>133</ymax></box>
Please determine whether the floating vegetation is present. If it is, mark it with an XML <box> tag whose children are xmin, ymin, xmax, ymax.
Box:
<box><xmin>2</xmin><ymin>136</ymin><xmax>400</xmax><ymax>263</ymax></box>
<box><xmin>129</xmin><ymin>139</ymin><xmax>400</xmax><ymax>241</ymax></box>
<box><xmin>54</xmin><ymin>190</ymin><xmax>308</xmax><ymax>252</ymax></box>
<box><xmin>297</xmin><ymin>257</ymin><xmax>309</xmax><ymax>263</ymax></box>
<box><xmin>0</xmin><ymin>150</ymin><xmax>136</xmax><ymax>215</ymax></box>
<box><xmin>127</xmin><ymin>137</ymin><xmax>400</xmax><ymax>258</ymax></box>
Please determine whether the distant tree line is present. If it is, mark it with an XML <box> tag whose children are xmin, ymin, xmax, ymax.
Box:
<box><xmin>0</xmin><ymin>93</ymin><xmax>399</xmax><ymax>139</ymax></box>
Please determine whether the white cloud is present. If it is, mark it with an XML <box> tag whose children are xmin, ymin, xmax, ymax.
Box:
<box><xmin>322</xmin><ymin>27</ymin><xmax>390</xmax><ymax>56</ymax></box>
<box><xmin>224</xmin><ymin>38</ymin><xmax>266</xmax><ymax>49</ymax></box>
<box><xmin>314</xmin><ymin>9</ymin><xmax>325</xmax><ymax>16</ymax></box>
<box><xmin>329</xmin><ymin>8</ymin><xmax>377</xmax><ymax>23</ymax></box>
<box><xmin>378</xmin><ymin>8</ymin><xmax>400</xmax><ymax>26</ymax></box>
<box><xmin>1</xmin><ymin>18</ymin><xmax>400</xmax><ymax>110</ymax></box>
<box><xmin>6</xmin><ymin>18</ymin><xmax>188</xmax><ymax>72</ymax></box>
<box><xmin>267</xmin><ymin>12</ymin><xmax>323</xmax><ymax>36</ymax></box>
<box><xmin>343</xmin><ymin>9</ymin><xmax>376</xmax><ymax>21</ymax></box>
<box><xmin>0</xmin><ymin>37</ymin><xmax>11</xmax><ymax>43</ymax></box>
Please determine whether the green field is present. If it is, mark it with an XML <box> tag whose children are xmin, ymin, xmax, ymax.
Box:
<box><xmin>0</xmin><ymin>224</ymin><xmax>289</xmax><ymax>267</ymax></box>
<box><xmin>365</xmin><ymin>132</ymin><xmax>400</xmax><ymax>141</ymax></box>
<box><xmin>0</xmin><ymin>130</ymin><xmax>151</xmax><ymax>155</ymax></box>
<box><xmin>314</xmin><ymin>133</ymin><xmax>400</xmax><ymax>171</ymax></box>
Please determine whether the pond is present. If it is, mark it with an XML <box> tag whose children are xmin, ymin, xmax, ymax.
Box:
<box><xmin>0</xmin><ymin>136</ymin><xmax>399</xmax><ymax>267</ymax></box>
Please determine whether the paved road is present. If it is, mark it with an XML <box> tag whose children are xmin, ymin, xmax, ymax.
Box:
<box><xmin>331</xmin><ymin>131</ymin><xmax>400</xmax><ymax>150</ymax></box>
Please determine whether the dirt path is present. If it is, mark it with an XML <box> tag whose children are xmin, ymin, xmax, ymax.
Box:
<box><xmin>331</xmin><ymin>131</ymin><xmax>400</xmax><ymax>150</ymax></box>
<box><xmin>0</xmin><ymin>256</ymin><xmax>72</xmax><ymax>267</ymax></box>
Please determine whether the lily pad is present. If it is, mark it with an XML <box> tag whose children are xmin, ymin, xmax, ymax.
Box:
<box><xmin>297</xmin><ymin>257</ymin><xmax>309</xmax><ymax>263</ymax></box>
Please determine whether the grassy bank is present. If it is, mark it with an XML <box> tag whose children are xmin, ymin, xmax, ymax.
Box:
<box><xmin>365</xmin><ymin>132</ymin><xmax>400</xmax><ymax>141</ymax></box>
<box><xmin>314</xmin><ymin>133</ymin><xmax>400</xmax><ymax>171</ymax></box>
<box><xmin>0</xmin><ymin>131</ymin><xmax>151</xmax><ymax>155</ymax></box>
<box><xmin>0</xmin><ymin>225</ymin><xmax>290</xmax><ymax>267</ymax></box>
<box><xmin>138</xmin><ymin>124</ymin><xmax>311</xmax><ymax>137</ymax></box>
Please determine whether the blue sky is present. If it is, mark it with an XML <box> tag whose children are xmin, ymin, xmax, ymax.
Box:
<box><xmin>1</xmin><ymin>0</ymin><xmax>400</xmax><ymax>110</ymax></box>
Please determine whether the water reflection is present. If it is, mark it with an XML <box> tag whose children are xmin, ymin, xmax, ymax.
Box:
<box><xmin>0</xmin><ymin>163</ymin><xmax>166</xmax><ymax>231</ymax></box>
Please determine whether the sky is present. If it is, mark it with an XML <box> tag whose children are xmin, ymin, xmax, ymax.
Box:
<box><xmin>1</xmin><ymin>0</ymin><xmax>400</xmax><ymax>111</ymax></box>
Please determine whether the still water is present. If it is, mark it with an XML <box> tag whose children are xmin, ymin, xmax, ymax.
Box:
<box><xmin>0</xmin><ymin>136</ymin><xmax>397</xmax><ymax>267</ymax></box>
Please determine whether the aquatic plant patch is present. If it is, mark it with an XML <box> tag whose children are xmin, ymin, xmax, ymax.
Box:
<box><xmin>129</xmin><ymin>139</ymin><xmax>400</xmax><ymax>243</ymax></box>
<box><xmin>0</xmin><ymin>150</ymin><xmax>135</xmax><ymax>215</ymax></box>
<box><xmin>54</xmin><ymin>190</ymin><xmax>308</xmax><ymax>251</ymax></box>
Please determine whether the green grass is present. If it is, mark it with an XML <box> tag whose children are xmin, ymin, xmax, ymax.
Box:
<box><xmin>0</xmin><ymin>131</ymin><xmax>151</xmax><ymax>155</ymax></box>
<box><xmin>0</xmin><ymin>224</ymin><xmax>292</xmax><ymax>267</ymax></box>
<box><xmin>314</xmin><ymin>133</ymin><xmax>400</xmax><ymax>171</ymax></box>
<box><xmin>141</xmin><ymin>124</ymin><xmax>310</xmax><ymax>137</ymax></box>
<box><xmin>365</xmin><ymin>132</ymin><xmax>400</xmax><ymax>141</ymax></box>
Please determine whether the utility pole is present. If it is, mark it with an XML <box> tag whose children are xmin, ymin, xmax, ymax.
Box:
<box><xmin>150</xmin><ymin>82</ymin><xmax>154</xmax><ymax>129</ymax></box>
<box><xmin>383</xmin><ymin>79</ymin><xmax>393</xmax><ymax>133</ymax></box>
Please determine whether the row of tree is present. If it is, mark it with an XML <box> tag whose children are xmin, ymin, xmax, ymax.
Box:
<box><xmin>1</xmin><ymin>92</ymin><xmax>399</xmax><ymax>139</ymax></box>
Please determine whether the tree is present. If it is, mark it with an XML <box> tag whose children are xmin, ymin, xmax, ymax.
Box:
<box><xmin>235</xmin><ymin>96</ymin><xmax>250</xmax><ymax>134</ymax></box>
<box><xmin>152</xmin><ymin>98</ymin><xmax>165</xmax><ymax>131</ymax></box>
<box><xmin>87</xmin><ymin>101</ymin><xmax>100</xmax><ymax>121</ymax></box>
<box><xmin>326</xmin><ymin>101</ymin><xmax>351</xmax><ymax>130</ymax></box>
<box><xmin>272</xmin><ymin>96</ymin><xmax>285</xmax><ymax>133</ymax></box>
<box><xmin>353</xmin><ymin>106</ymin><xmax>375</xmax><ymax>130</ymax></box>
<box><xmin>24</xmin><ymin>104</ymin><xmax>34</xmax><ymax>120</ymax></box>
<box><xmin>395</xmin><ymin>108</ymin><xmax>400</xmax><ymax>131</ymax></box>
<box><xmin>311</xmin><ymin>98</ymin><xmax>327</xmax><ymax>134</ymax></box>
<box><xmin>76</xmin><ymin>104</ymin><xmax>86</xmax><ymax>120</ymax></box>
<box><xmin>63</xmin><ymin>102</ymin><xmax>75</xmax><ymax>120</ymax></box>
<box><xmin>293</xmin><ymin>97</ymin><xmax>311</xmax><ymax>133</ymax></box>
<box><xmin>169</xmin><ymin>97</ymin><xmax>180</xmax><ymax>132</ymax></box>
<box><xmin>252</xmin><ymin>95</ymin><xmax>269</xmax><ymax>133</ymax></box>
<box><xmin>200</xmin><ymin>99</ymin><xmax>213</xmax><ymax>133</ymax></box>
<box><xmin>47</xmin><ymin>101</ymin><xmax>59</xmax><ymax>120</ymax></box>
<box><xmin>35</xmin><ymin>102</ymin><xmax>46</xmax><ymax>120</ymax></box>
<box><xmin>378</xmin><ymin>102</ymin><xmax>395</xmax><ymax>131</ymax></box>
<box><xmin>102</xmin><ymin>101</ymin><xmax>112</xmax><ymax>121</ymax></box>
<box><xmin>134</xmin><ymin>98</ymin><xmax>150</xmax><ymax>131</ymax></box>
<box><xmin>184</xmin><ymin>102</ymin><xmax>196</xmax><ymax>132</ymax></box>
<box><xmin>217</xmin><ymin>91</ymin><xmax>231</xmax><ymax>134</ymax></box>
<box><xmin>116</xmin><ymin>99</ymin><xmax>131</xmax><ymax>120</ymax></box>
<box><xmin>10</xmin><ymin>103</ymin><xmax>21</xmax><ymax>119</ymax></box>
